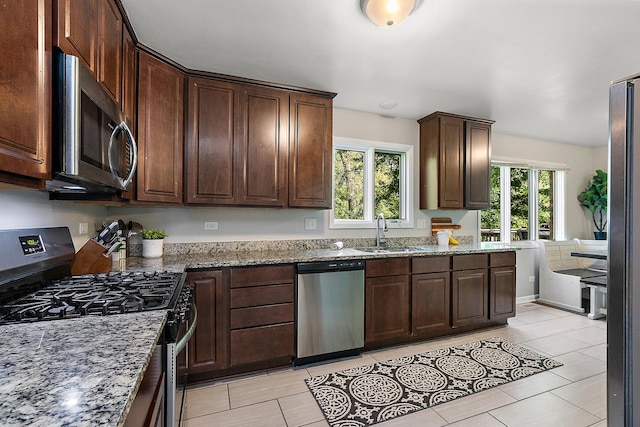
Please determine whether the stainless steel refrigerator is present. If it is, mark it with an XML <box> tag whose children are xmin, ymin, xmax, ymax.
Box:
<box><xmin>609</xmin><ymin>76</ymin><xmax>640</xmax><ymax>425</ymax></box>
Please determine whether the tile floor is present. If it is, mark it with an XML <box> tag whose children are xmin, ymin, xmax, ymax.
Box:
<box><xmin>182</xmin><ymin>303</ymin><xmax>607</xmax><ymax>426</ymax></box>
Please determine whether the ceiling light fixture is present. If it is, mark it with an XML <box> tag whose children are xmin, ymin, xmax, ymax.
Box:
<box><xmin>360</xmin><ymin>0</ymin><xmax>417</xmax><ymax>28</ymax></box>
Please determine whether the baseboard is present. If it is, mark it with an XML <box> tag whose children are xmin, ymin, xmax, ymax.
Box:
<box><xmin>516</xmin><ymin>295</ymin><xmax>538</xmax><ymax>304</ymax></box>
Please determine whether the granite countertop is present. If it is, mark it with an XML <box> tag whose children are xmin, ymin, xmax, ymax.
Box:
<box><xmin>0</xmin><ymin>311</ymin><xmax>167</xmax><ymax>426</ymax></box>
<box><xmin>119</xmin><ymin>242</ymin><xmax>517</xmax><ymax>271</ymax></box>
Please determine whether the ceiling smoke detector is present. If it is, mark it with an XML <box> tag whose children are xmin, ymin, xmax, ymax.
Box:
<box><xmin>360</xmin><ymin>0</ymin><xmax>417</xmax><ymax>28</ymax></box>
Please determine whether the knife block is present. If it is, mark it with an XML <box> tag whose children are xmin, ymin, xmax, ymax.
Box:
<box><xmin>71</xmin><ymin>239</ymin><xmax>112</xmax><ymax>275</ymax></box>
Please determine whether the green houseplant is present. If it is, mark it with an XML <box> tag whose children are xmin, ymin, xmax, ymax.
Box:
<box><xmin>141</xmin><ymin>229</ymin><xmax>167</xmax><ymax>258</ymax></box>
<box><xmin>577</xmin><ymin>169</ymin><xmax>608</xmax><ymax>240</ymax></box>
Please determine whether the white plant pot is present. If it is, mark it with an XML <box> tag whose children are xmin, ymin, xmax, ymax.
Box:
<box><xmin>142</xmin><ymin>239</ymin><xmax>164</xmax><ymax>258</ymax></box>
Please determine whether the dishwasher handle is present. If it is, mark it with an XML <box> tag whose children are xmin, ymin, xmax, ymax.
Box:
<box><xmin>297</xmin><ymin>260</ymin><xmax>365</xmax><ymax>274</ymax></box>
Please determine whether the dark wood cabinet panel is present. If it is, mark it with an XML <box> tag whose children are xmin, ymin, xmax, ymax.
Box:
<box><xmin>288</xmin><ymin>93</ymin><xmax>333</xmax><ymax>208</ymax></box>
<box><xmin>490</xmin><ymin>265</ymin><xmax>516</xmax><ymax>320</ymax></box>
<box><xmin>186</xmin><ymin>78</ymin><xmax>240</xmax><ymax>205</ymax></box>
<box><xmin>412</xmin><ymin>256</ymin><xmax>450</xmax><ymax>274</ymax></box>
<box><xmin>230</xmin><ymin>323</ymin><xmax>294</xmax><ymax>366</ymax></box>
<box><xmin>230</xmin><ymin>303</ymin><xmax>294</xmax><ymax>329</ymax></box>
<box><xmin>418</xmin><ymin>112</ymin><xmax>494</xmax><ymax>210</ymax></box>
<box><xmin>412</xmin><ymin>272</ymin><xmax>451</xmax><ymax>335</ymax></box>
<box><xmin>238</xmin><ymin>86</ymin><xmax>288</xmax><ymax>206</ymax></box>
<box><xmin>490</xmin><ymin>251</ymin><xmax>516</xmax><ymax>268</ymax></box>
<box><xmin>465</xmin><ymin>121</ymin><xmax>491</xmax><ymax>209</ymax></box>
<box><xmin>185</xmin><ymin>270</ymin><xmax>229</xmax><ymax>375</ymax></box>
<box><xmin>452</xmin><ymin>268</ymin><xmax>488</xmax><ymax>327</ymax></box>
<box><xmin>0</xmin><ymin>0</ymin><xmax>51</xmax><ymax>184</ymax></box>
<box><xmin>230</xmin><ymin>264</ymin><xmax>294</xmax><ymax>287</ymax></box>
<box><xmin>137</xmin><ymin>51</ymin><xmax>184</xmax><ymax>203</ymax></box>
<box><xmin>365</xmin><ymin>275</ymin><xmax>410</xmax><ymax>343</ymax></box>
<box><xmin>97</xmin><ymin>0</ymin><xmax>122</xmax><ymax>104</ymax></box>
<box><xmin>122</xmin><ymin>26</ymin><xmax>137</xmax><ymax>128</ymax></box>
<box><xmin>230</xmin><ymin>284</ymin><xmax>293</xmax><ymax>308</ymax></box>
<box><xmin>452</xmin><ymin>254</ymin><xmax>488</xmax><ymax>271</ymax></box>
<box><xmin>366</xmin><ymin>258</ymin><xmax>410</xmax><ymax>278</ymax></box>
<box><xmin>124</xmin><ymin>344</ymin><xmax>165</xmax><ymax>427</ymax></box>
<box><xmin>55</xmin><ymin>0</ymin><xmax>97</xmax><ymax>73</ymax></box>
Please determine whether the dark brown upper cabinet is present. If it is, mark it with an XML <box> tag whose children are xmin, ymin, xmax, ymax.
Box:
<box><xmin>137</xmin><ymin>51</ymin><xmax>185</xmax><ymax>204</ymax></box>
<box><xmin>186</xmin><ymin>78</ymin><xmax>240</xmax><ymax>205</ymax></box>
<box><xmin>0</xmin><ymin>0</ymin><xmax>52</xmax><ymax>188</ymax></box>
<box><xmin>418</xmin><ymin>112</ymin><xmax>494</xmax><ymax>210</ymax></box>
<box><xmin>288</xmin><ymin>93</ymin><xmax>333</xmax><ymax>208</ymax></box>
<box><xmin>55</xmin><ymin>0</ymin><xmax>123</xmax><ymax>106</ymax></box>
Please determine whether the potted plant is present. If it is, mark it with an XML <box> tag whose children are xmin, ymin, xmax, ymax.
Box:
<box><xmin>141</xmin><ymin>228</ymin><xmax>167</xmax><ymax>258</ymax></box>
<box><xmin>577</xmin><ymin>169</ymin><xmax>608</xmax><ymax>240</ymax></box>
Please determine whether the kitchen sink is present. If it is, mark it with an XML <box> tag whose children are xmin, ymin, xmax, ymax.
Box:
<box><xmin>356</xmin><ymin>246</ymin><xmax>417</xmax><ymax>254</ymax></box>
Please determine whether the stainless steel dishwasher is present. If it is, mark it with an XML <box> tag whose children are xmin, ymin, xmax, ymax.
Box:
<box><xmin>295</xmin><ymin>259</ymin><xmax>365</xmax><ymax>365</ymax></box>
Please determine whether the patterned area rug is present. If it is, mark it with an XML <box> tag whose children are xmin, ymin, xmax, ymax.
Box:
<box><xmin>305</xmin><ymin>337</ymin><xmax>563</xmax><ymax>427</ymax></box>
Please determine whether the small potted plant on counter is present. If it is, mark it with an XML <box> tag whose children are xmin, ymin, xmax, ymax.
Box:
<box><xmin>577</xmin><ymin>169</ymin><xmax>608</xmax><ymax>240</ymax></box>
<box><xmin>141</xmin><ymin>228</ymin><xmax>167</xmax><ymax>258</ymax></box>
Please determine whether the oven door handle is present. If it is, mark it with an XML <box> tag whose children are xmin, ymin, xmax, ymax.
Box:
<box><xmin>107</xmin><ymin>120</ymin><xmax>138</xmax><ymax>190</ymax></box>
<box><xmin>176</xmin><ymin>303</ymin><xmax>197</xmax><ymax>354</ymax></box>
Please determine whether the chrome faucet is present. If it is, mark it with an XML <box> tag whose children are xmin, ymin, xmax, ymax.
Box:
<box><xmin>376</xmin><ymin>213</ymin><xmax>388</xmax><ymax>247</ymax></box>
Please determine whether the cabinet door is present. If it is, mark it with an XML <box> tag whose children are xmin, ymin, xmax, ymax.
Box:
<box><xmin>439</xmin><ymin>116</ymin><xmax>464</xmax><ymax>209</ymax></box>
<box><xmin>0</xmin><ymin>0</ymin><xmax>51</xmax><ymax>184</ymax></box>
<box><xmin>365</xmin><ymin>275</ymin><xmax>410</xmax><ymax>343</ymax></box>
<box><xmin>186</xmin><ymin>78</ymin><xmax>240</xmax><ymax>205</ymax></box>
<box><xmin>97</xmin><ymin>0</ymin><xmax>122</xmax><ymax>104</ymax></box>
<box><xmin>452</xmin><ymin>268</ymin><xmax>488</xmax><ymax>327</ymax></box>
<box><xmin>137</xmin><ymin>51</ymin><xmax>184</xmax><ymax>203</ymax></box>
<box><xmin>465</xmin><ymin>121</ymin><xmax>491</xmax><ymax>209</ymax></box>
<box><xmin>412</xmin><ymin>272</ymin><xmax>451</xmax><ymax>335</ymax></box>
<box><xmin>55</xmin><ymin>0</ymin><xmax>97</xmax><ymax>73</ymax></box>
<box><xmin>288</xmin><ymin>93</ymin><xmax>333</xmax><ymax>208</ymax></box>
<box><xmin>238</xmin><ymin>86</ymin><xmax>288</xmax><ymax>206</ymax></box>
<box><xmin>490</xmin><ymin>266</ymin><xmax>516</xmax><ymax>320</ymax></box>
<box><xmin>185</xmin><ymin>270</ymin><xmax>229</xmax><ymax>375</ymax></box>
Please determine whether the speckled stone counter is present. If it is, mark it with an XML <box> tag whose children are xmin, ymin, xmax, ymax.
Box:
<box><xmin>0</xmin><ymin>311</ymin><xmax>167</xmax><ymax>426</ymax></box>
<box><xmin>118</xmin><ymin>242</ymin><xmax>516</xmax><ymax>272</ymax></box>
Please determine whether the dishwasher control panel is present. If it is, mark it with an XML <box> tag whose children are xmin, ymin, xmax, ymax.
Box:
<box><xmin>297</xmin><ymin>259</ymin><xmax>365</xmax><ymax>273</ymax></box>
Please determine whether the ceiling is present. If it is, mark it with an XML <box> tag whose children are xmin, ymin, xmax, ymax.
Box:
<box><xmin>120</xmin><ymin>0</ymin><xmax>640</xmax><ymax>148</ymax></box>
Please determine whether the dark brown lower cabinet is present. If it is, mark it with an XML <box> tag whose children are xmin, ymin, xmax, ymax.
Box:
<box><xmin>365</xmin><ymin>275</ymin><xmax>410</xmax><ymax>344</ymax></box>
<box><xmin>452</xmin><ymin>268</ymin><xmax>488</xmax><ymax>327</ymax></box>
<box><xmin>184</xmin><ymin>270</ymin><xmax>229</xmax><ymax>375</ymax></box>
<box><xmin>124</xmin><ymin>344</ymin><xmax>165</xmax><ymax>427</ymax></box>
<box><xmin>489</xmin><ymin>252</ymin><xmax>517</xmax><ymax>320</ymax></box>
<box><xmin>412</xmin><ymin>272</ymin><xmax>450</xmax><ymax>335</ymax></box>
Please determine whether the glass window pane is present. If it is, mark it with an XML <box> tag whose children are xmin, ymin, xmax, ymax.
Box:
<box><xmin>481</xmin><ymin>166</ymin><xmax>501</xmax><ymax>241</ymax></box>
<box><xmin>538</xmin><ymin>170</ymin><xmax>554</xmax><ymax>240</ymax></box>
<box><xmin>374</xmin><ymin>151</ymin><xmax>401</xmax><ymax>219</ymax></box>
<box><xmin>511</xmin><ymin>168</ymin><xmax>529</xmax><ymax>240</ymax></box>
<box><xmin>334</xmin><ymin>149</ymin><xmax>365</xmax><ymax>220</ymax></box>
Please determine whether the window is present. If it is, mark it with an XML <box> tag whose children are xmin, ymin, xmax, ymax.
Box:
<box><xmin>481</xmin><ymin>163</ymin><xmax>565</xmax><ymax>242</ymax></box>
<box><xmin>331</xmin><ymin>138</ymin><xmax>413</xmax><ymax>228</ymax></box>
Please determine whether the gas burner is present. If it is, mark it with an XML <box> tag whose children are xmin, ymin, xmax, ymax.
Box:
<box><xmin>0</xmin><ymin>271</ymin><xmax>185</xmax><ymax>324</ymax></box>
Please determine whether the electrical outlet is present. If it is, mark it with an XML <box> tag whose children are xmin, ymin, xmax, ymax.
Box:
<box><xmin>204</xmin><ymin>221</ymin><xmax>219</xmax><ymax>230</ymax></box>
<box><xmin>79</xmin><ymin>222</ymin><xmax>89</xmax><ymax>235</ymax></box>
<box><xmin>529</xmin><ymin>276</ymin><xmax>536</xmax><ymax>283</ymax></box>
<box><xmin>304</xmin><ymin>218</ymin><xmax>317</xmax><ymax>230</ymax></box>
<box><xmin>417</xmin><ymin>219</ymin><xmax>426</xmax><ymax>229</ymax></box>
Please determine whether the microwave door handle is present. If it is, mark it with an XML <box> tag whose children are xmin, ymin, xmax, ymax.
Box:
<box><xmin>107</xmin><ymin>121</ymin><xmax>138</xmax><ymax>189</ymax></box>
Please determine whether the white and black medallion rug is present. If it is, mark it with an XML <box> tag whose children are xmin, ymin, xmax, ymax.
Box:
<box><xmin>305</xmin><ymin>337</ymin><xmax>563</xmax><ymax>427</ymax></box>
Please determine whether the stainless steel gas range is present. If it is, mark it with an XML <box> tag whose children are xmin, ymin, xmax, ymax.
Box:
<box><xmin>0</xmin><ymin>227</ymin><xmax>195</xmax><ymax>426</ymax></box>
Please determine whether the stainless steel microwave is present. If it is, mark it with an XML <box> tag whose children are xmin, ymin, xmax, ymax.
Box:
<box><xmin>47</xmin><ymin>51</ymin><xmax>137</xmax><ymax>193</ymax></box>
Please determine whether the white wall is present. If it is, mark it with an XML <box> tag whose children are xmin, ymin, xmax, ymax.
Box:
<box><xmin>592</xmin><ymin>145</ymin><xmax>608</xmax><ymax>172</ymax></box>
<box><xmin>0</xmin><ymin>108</ymin><xmax>606</xmax><ymax>245</ymax></box>
<box><xmin>491</xmin><ymin>133</ymin><xmax>599</xmax><ymax>239</ymax></box>
<box><xmin>0</xmin><ymin>188</ymin><xmax>107</xmax><ymax>249</ymax></box>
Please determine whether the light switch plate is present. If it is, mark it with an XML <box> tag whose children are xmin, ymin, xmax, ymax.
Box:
<box><xmin>79</xmin><ymin>222</ymin><xmax>89</xmax><ymax>235</ymax></box>
<box><xmin>304</xmin><ymin>218</ymin><xmax>317</xmax><ymax>230</ymax></box>
<box><xmin>204</xmin><ymin>221</ymin><xmax>219</xmax><ymax>230</ymax></box>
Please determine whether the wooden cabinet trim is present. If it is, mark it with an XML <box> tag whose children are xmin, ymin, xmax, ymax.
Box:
<box><xmin>366</xmin><ymin>258</ymin><xmax>410</xmax><ymax>278</ymax></box>
<box><xmin>490</xmin><ymin>251</ymin><xmax>516</xmax><ymax>267</ymax></box>
<box><xmin>412</xmin><ymin>256</ymin><xmax>451</xmax><ymax>274</ymax></box>
<box><xmin>230</xmin><ymin>264</ymin><xmax>294</xmax><ymax>287</ymax></box>
<box><xmin>230</xmin><ymin>303</ymin><xmax>294</xmax><ymax>329</ymax></box>
<box><xmin>452</xmin><ymin>254</ymin><xmax>488</xmax><ymax>271</ymax></box>
<box><xmin>230</xmin><ymin>284</ymin><xmax>294</xmax><ymax>308</ymax></box>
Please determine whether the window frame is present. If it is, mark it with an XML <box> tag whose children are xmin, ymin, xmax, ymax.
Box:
<box><xmin>330</xmin><ymin>137</ymin><xmax>413</xmax><ymax>229</ymax></box>
<box><xmin>482</xmin><ymin>160</ymin><xmax>566</xmax><ymax>243</ymax></box>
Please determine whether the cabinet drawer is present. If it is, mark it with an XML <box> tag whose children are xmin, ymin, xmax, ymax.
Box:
<box><xmin>231</xmin><ymin>284</ymin><xmax>293</xmax><ymax>308</ymax></box>
<box><xmin>412</xmin><ymin>256</ymin><xmax>450</xmax><ymax>274</ymax></box>
<box><xmin>366</xmin><ymin>258</ymin><xmax>410</xmax><ymax>277</ymax></box>
<box><xmin>230</xmin><ymin>264</ymin><xmax>294</xmax><ymax>288</ymax></box>
<box><xmin>452</xmin><ymin>254</ymin><xmax>488</xmax><ymax>271</ymax></box>
<box><xmin>230</xmin><ymin>303</ymin><xmax>294</xmax><ymax>329</ymax></box>
<box><xmin>230</xmin><ymin>323</ymin><xmax>294</xmax><ymax>366</ymax></box>
<box><xmin>490</xmin><ymin>251</ymin><xmax>516</xmax><ymax>267</ymax></box>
